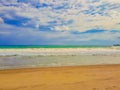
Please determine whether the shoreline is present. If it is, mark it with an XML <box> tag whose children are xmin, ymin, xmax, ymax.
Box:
<box><xmin>0</xmin><ymin>55</ymin><xmax>120</xmax><ymax>70</ymax></box>
<box><xmin>0</xmin><ymin>63</ymin><xmax>120</xmax><ymax>71</ymax></box>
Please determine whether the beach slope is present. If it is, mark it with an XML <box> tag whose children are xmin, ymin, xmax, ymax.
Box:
<box><xmin>0</xmin><ymin>65</ymin><xmax>120</xmax><ymax>90</ymax></box>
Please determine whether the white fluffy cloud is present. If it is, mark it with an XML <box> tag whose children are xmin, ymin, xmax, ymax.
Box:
<box><xmin>0</xmin><ymin>0</ymin><xmax>120</xmax><ymax>45</ymax></box>
<box><xmin>0</xmin><ymin>0</ymin><xmax>120</xmax><ymax>32</ymax></box>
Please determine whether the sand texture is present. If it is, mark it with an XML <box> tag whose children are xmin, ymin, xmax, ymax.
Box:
<box><xmin>0</xmin><ymin>65</ymin><xmax>120</xmax><ymax>90</ymax></box>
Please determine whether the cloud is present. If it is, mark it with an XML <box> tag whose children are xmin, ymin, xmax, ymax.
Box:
<box><xmin>0</xmin><ymin>17</ymin><xmax>4</xmax><ymax>23</ymax></box>
<box><xmin>0</xmin><ymin>0</ymin><xmax>120</xmax><ymax>45</ymax></box>
<box><xmin>54</xmin><ymin>26</ymin><xmax>70</xmax><ymax>31</ymax></box>
<box><xmin>0</xmin><ymin>22</ymin><xmax>120</xmax><ymax>45</ymax></box>
<box><xmin>0</xmin><ymin>0</ymin><xmax>120</xmax><ymax>31</ymax></box>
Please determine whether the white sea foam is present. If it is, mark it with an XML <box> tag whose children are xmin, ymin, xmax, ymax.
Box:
<box><xmin>0</xmin><ymin>48</ymin><xmax>120</xmax><ymax>56</ymax></box>
<box><xmin>0</xmin><ymin>54</ymin><xmax>120</xmax><ymax>69</ymax></box>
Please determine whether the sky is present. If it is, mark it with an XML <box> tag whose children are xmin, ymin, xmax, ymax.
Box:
<box><xmin>0</xmin><ymin>0</ymin><xmax>120</xmax><ymax>45</ymax></box>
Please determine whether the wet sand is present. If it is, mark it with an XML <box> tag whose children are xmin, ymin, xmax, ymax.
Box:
<box><xmin>0</xmin><ymin>55</ymin><xmax>120</xmax><ymax>69</ymax></box>
<box><xmin>0</xmin><ymin>64</ymin><xmax>120</xmax><ymax>90</ymax></box>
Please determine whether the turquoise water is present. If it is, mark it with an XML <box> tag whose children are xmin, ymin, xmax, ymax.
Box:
<box><xmin>0</xmin><ymin>45</ymin><xmax>110</xmax><ymax>49</ymax></box>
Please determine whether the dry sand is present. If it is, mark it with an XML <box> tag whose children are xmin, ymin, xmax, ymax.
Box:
<box><xmin>0</xmin><ymin>64</ymin><xmax>120</xmax><ymax>90</ymax></box>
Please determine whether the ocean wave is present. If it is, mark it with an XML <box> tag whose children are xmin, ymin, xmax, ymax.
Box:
<box><xmin>0</xmin><ymin>48</ymin><xmax>120</xmax><ymax>56</ymax></box>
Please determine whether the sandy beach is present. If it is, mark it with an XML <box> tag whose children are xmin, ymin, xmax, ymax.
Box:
<box><xmin>0</xmin><ymin>48</ymin><xmax>120</xmax><ymax>90</ymax></box>
<box><xmin>0</xmin><ymin>64</ymin><xmax>120</xmax><ymax>90</ymax></box>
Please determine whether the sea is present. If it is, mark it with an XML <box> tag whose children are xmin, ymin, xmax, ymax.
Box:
<box><xmin>1</xmin><ymin>45</ymin><xmax>120</xmax><ymax>70</ymax></box>
<box><xmin>0</xmin><ymin>45</ymin><xmax>110</xmax><ymax>49</ymax></box>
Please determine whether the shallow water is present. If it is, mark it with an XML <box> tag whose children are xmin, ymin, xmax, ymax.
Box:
<box><xmin>0</xmin><ymin>55</ymin><xmax>120</xmax><ymax>69</ymax></box>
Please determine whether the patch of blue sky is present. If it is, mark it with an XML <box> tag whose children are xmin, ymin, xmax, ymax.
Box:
<box><xmin>82</xmin><ymin>6</ymin><xmax>107</xmax><ymax>16</ymax></box>
<box><xmin>72</xmin><ymin>29</ymin><xmax>120</xmax><ymax>35</ymax></box>
<box><xmin>36</xmin><ymin>3</ymin><xmax>50</xmax><ymax>8</ymax></box>
<box><xmin>95</xmin><ymin>2</ymin><xmax>120</xmax><ymax>13</ymax></box>
<box><xmin>17</xmin><ymin>0</ymin><xmax>47</xmax><ymax>8</ymax></box>
<box><xmin>0</xmin><ymin>3</ymin><xmax>18</xmax><ymax>7</ymax></box>
<box><xmin>17</xmin><ymin>0</ymin><xmax>39</xmax><ymax>5</ymax></box>
<box><xmin>33</xmin><ymin>3</ymin><xmax>54</xmax><ymax>8</ymax></box>
<box><xmin>17</xmin><ymin>0</ymin><xmax>29</xmax><ymax>3</ymax></box>
<box><xmin>71</xmin><ymin>29</ymin><xmax>106</xmax><ymax>34</ymax></box>
<box><xmin>3</xmin><ymin>17</ymin><xmax>31</xmax><ymax>27</ymax></box>
<box><xmin>47</xmin><ymin>19</ymin><xmax>73</xmax><ymax>27</ymax></box>
<box><xmin>82</xmin><ymin>2</ymin><xmax>116</xmax><ymax>16</ymax></box>
<box><xmin>19</xmin><ymin>0</ymin><xmax>49</xmax><ymax>8</ymax></box>
<box><xmin>38</xmin><ymin>25</ymin><xmax>52</xmax><ymax>31</ymax></box>
<box><xmin>110</xmin><ymin>30</ymin><xmax>120</xmax><ymax>33</ymax></box>
<box><xmin>53</xmin><ymin>5</ymin><xmax>66</xmax><ymax>10</ymax></box>
<box><xmin>53</xmin><ymin>3</ymin><xmax>69</xmax><ymax>10</ymax></box>
<box><xmin>82</xmin><ymin>29</ymin><xmax>106</xmax><ymax>34</ymax></box>
<box><xmin>99</xmin><ymin>3</ymin><xmax>120</xmax><ymax>10</ymax></box>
